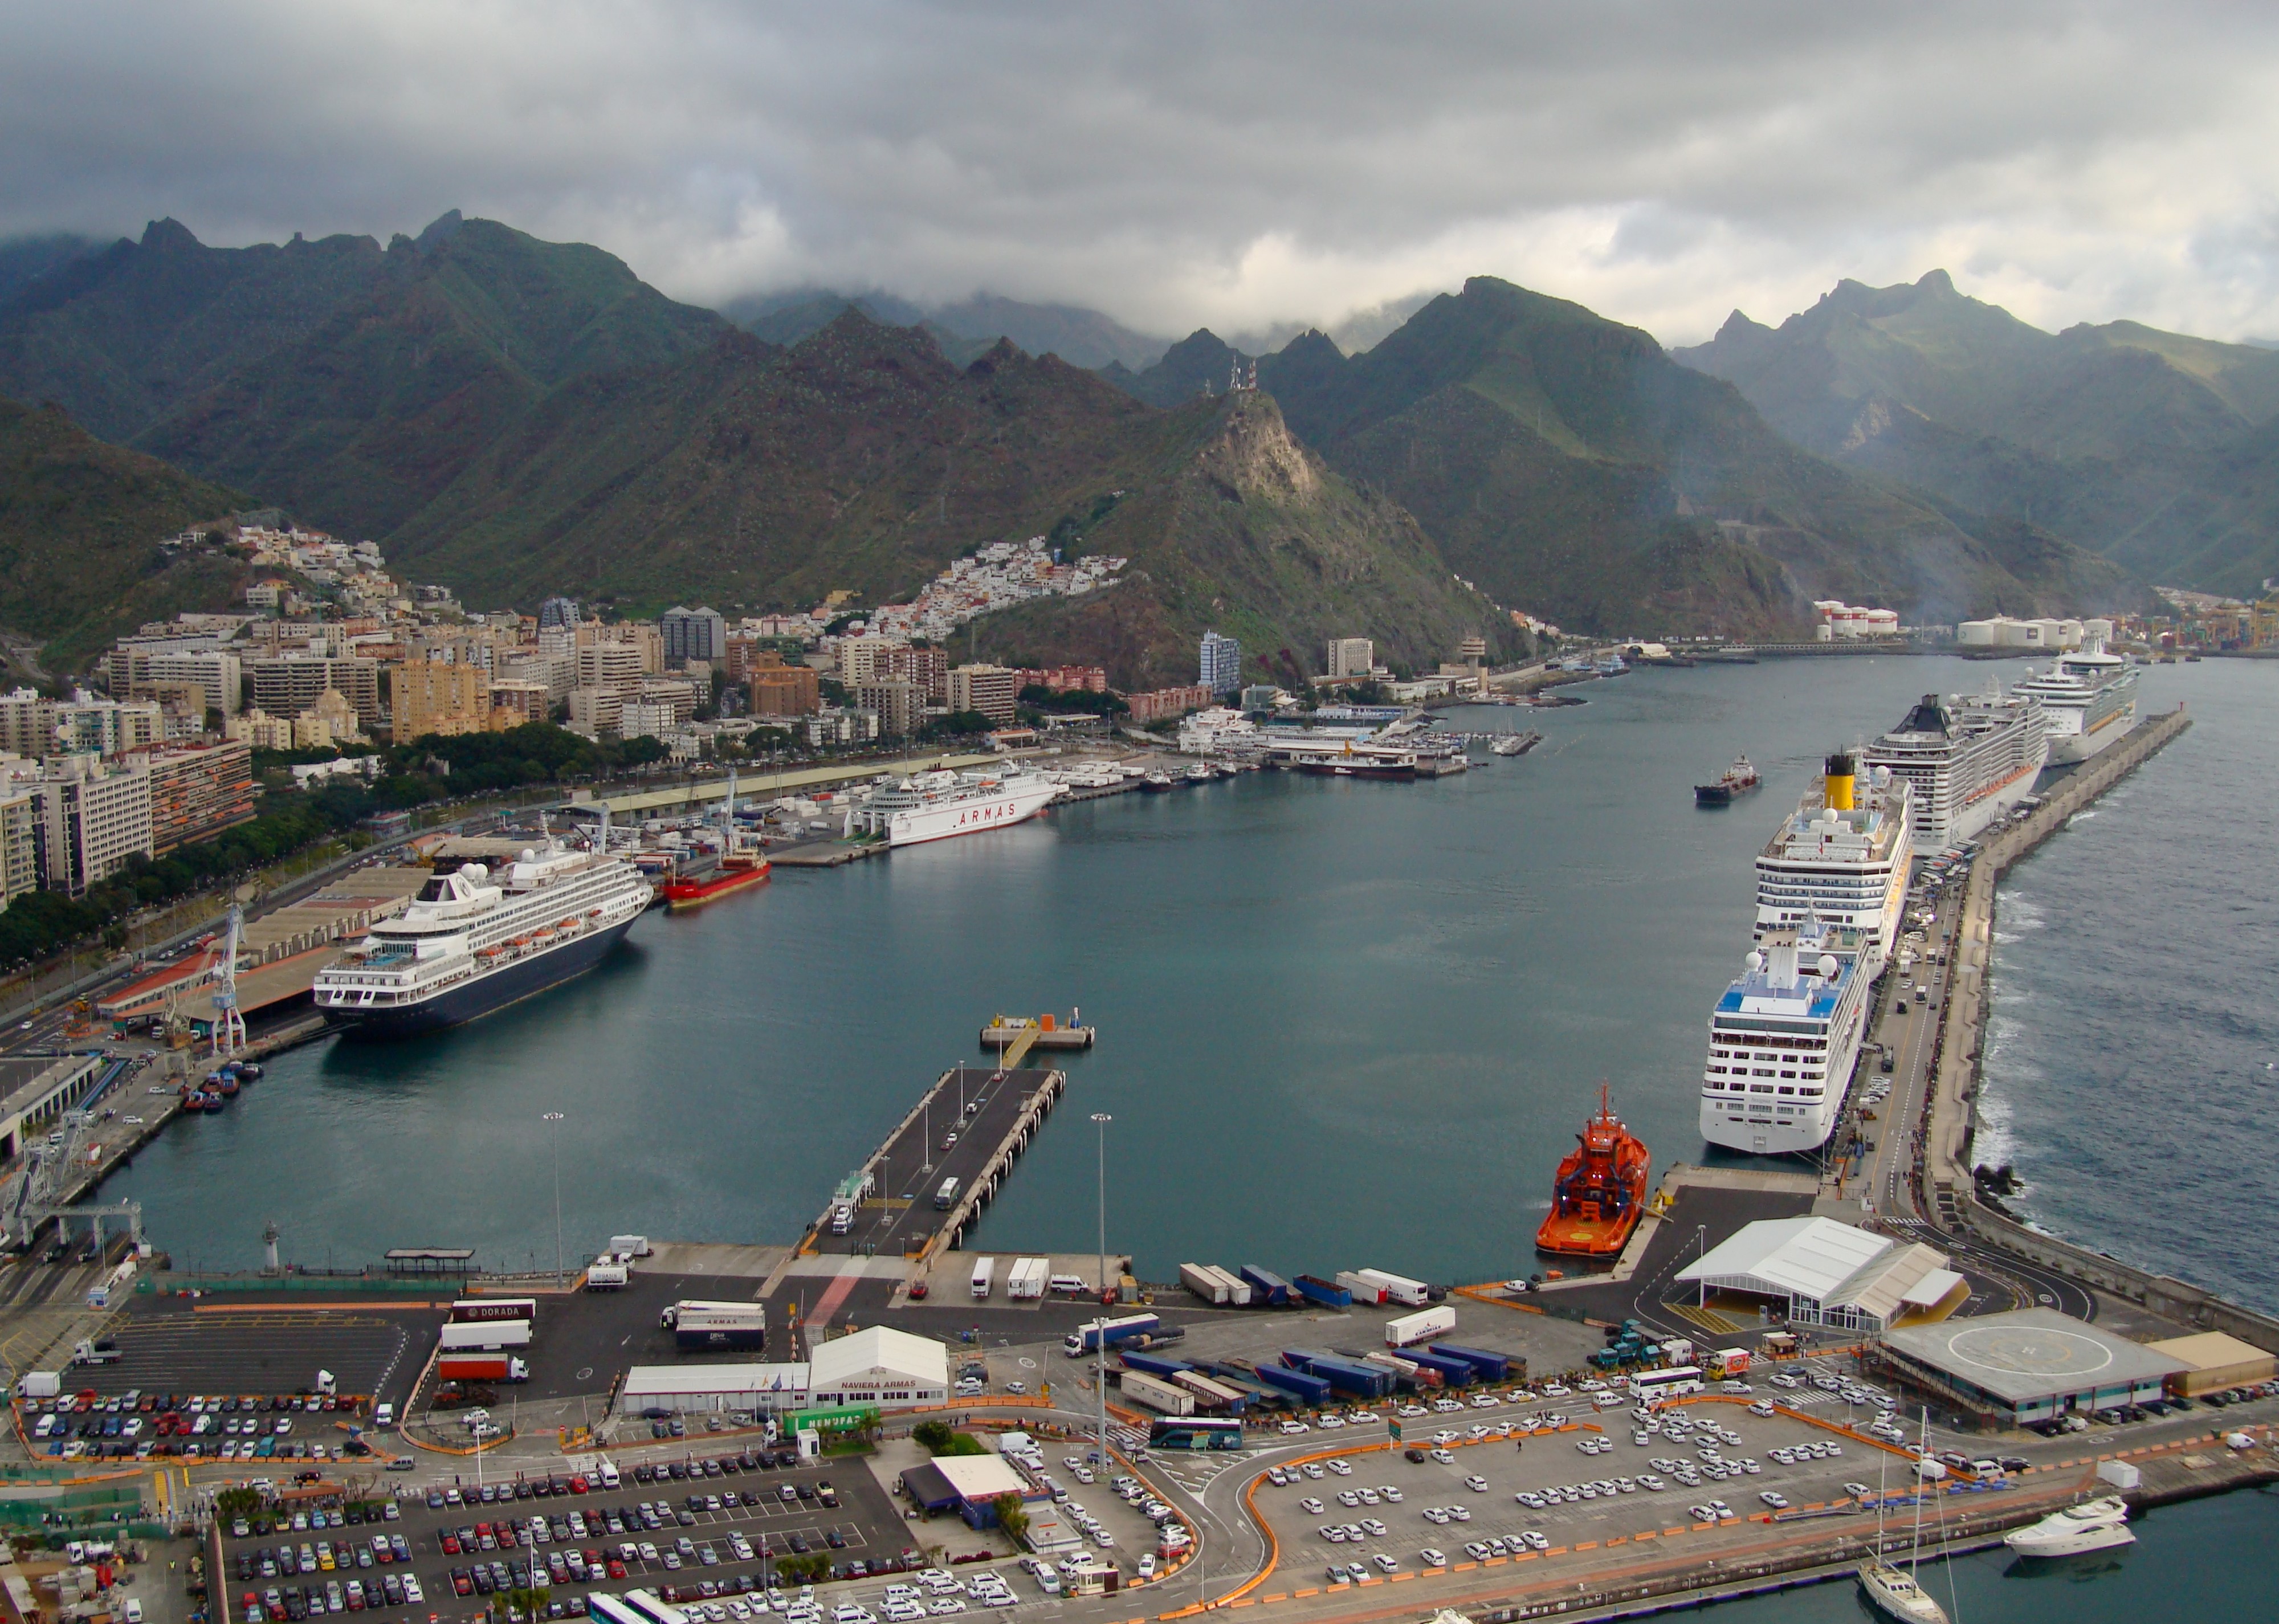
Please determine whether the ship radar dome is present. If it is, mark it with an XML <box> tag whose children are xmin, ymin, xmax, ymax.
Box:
<box><xmin>462</xmin><ymin>863</ymin><xmax>487</xmax><ymax>882</ymax></box>
<box><xmin>1872</xmin><ymin>765</ymin><xmax>1891</xmax><ymax>786</ymax></box>
<box><xmin>1817</xmin><ymin>953</ymin><xmax>1839</xmax><ymax>978</ymax></box>
<box><xmin>1745</xmin><ymin>950</ymin><xmax>1765</xmax><ymax>973</ymax></box>
<box><xmin>520</xmin><ymin>848</ymin><xmax>536</xmax><ymax>862</ymax></box>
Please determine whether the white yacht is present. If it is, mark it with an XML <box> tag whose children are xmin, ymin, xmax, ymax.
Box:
<box><xmin>1752</xmin><ymin>753</ymin><xmax>1913</xmax><ymax>983</ymax></box>
<box><xmin>843</xmin><ymin>766</ymin><xmax>1065</xmax><ymax>848</ymax></box>
<box><xmin>2003</xmin><ymin>1496</ymin><xmax>2135</xmax><ymax>1557</ymax></box>
<box><xmin>2014</xmin><ymin>638</ymin><xmax>2139</xmax><ymax>763</ymax></box>
<box><xmin>314</xmin><ymin>838</ymin><xmax>653</xmax><ymax>1037</ymax></box>
<box><xmin>1865</xmin><ymin>683</ymin><xmax>2049</xmax><ymax>853</ymax></box>
<box><xmin>1699</xmin><ymin>916</ymin><xmax>1873</xmax><ymax>1156</ymax></box>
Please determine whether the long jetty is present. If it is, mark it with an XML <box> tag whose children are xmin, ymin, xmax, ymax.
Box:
<box><xmin>1920</xmin><ymin>707</ymin><xmax>2279</xmax><ymax>1346</ymax></box>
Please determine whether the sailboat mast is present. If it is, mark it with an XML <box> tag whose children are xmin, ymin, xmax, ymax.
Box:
<box><xmin>1911</xmin><ymin>1406</ymin><xmax>1929</xmax><ymax>1574</ymax></box>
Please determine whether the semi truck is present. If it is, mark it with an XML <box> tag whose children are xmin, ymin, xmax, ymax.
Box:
<box><xmin>450</xmin><ymin>1297</ymin><xmax>537</xmax><ymax>1324</ymax></box>
<box><xmin>585</xmin><ymin>1262</ymin><xmax>629</xmax><ymax>1290</ymax></box>
<box><xmin>1291</xmin><ymin>1274</ymin><xmax>1352</xmax><ymax>1308</ymax></box>
<box><xmin>1237</xmin><ymin>1265</ymin><xmax>1292</xmax><ymax>1307</ymax></box>
<box><xmin>437</xmin><ymin>1353</ymin><xmax>528</xmax><ymax>1385</ymax></box>
<box><xmin>661</xmin><ymin>1300</ymin><xmax>769</xmax><ymax>1351</ymax></box>
<box><xmin>1384</xmin><ymin>1306</ymin><xmax>1457</xmax><ymax>1348</ymax></box>
<box><xmin>440</xmin><ymin>1320</ymin><xmax>532</xmax><ymax>1352</ymax></box>
<box><xmin>16</xmin><ymin>1371</ymin><xmax>58</xmax><ymax>1401</ymax></box>
<box><xmin>1180</xmin><ymin>1263</ymin><xmax>1233</xmax><ymax>1305</ymax></box>
<box><xmin>1062</xmin><ymin>1312</ymin><xmax>1162</xmax><ymax>1357</ymax></box>
<box><xmin>1119</xmin><ymin>1370</ymin><xmax>1196</xmax><ymax>1415</ymax></box>
<box><xmin>970</xmin><ymin>1257</ymin><xmax>994</xmax><ymax>1299</ymax></box>
<box><xmin>1334</xmin><ymin>1270</ymin><xmax>1386</xmax><ymax>1305</ymax></box>
<box><xmin>1006</xmin><ymin>1258</ymin><xmax>1050</xmax><ymax>1300</ymax></box>
<box><xmin>609</xmin><ymin>1235</ymin><xmax>653</xmax><ymax>1258</ymax></box>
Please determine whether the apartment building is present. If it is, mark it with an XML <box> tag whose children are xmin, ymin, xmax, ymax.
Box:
<box><xmin>127</xmin><ymin>741</ymin><xmax>256</xmax><ymax>852</ymax></box>
<box><xmin>391</xmin><ymin>659</ymin><xmax>491</xmax><ymax>740</ymax></box>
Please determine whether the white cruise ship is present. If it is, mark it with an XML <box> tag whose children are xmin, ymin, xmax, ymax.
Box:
<box><xmin>1754</xmin><ymin>753</ymin><xmax>1913</xmax><ymax>983</ymax></box>
<box><xmin>843</xmin><ymin>767</ymin><xmax>1065</xmax><ymax>848</ymax></box>
<box><xmin>314</xmin><ymin>839</ymin><xmax>652</xmax><ymax>1037</ymax></box>
<box><xmin>1864</xmin><ymin>684</ymin><xmax>2048</xmax><ymax>854</ymax></box>
<box><xmin>2013</xmin><ymin>638</ymin><xmax>2138</xmax><ymax>763</ymax></box>
<box><xmin>1699</xmin><ymin>917</ymin><xmax>1873</xmax><ymax>1156</ymax></box>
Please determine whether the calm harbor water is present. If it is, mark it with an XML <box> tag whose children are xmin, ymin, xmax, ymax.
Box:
<box><xmin>105</xmin><ymin>654</ymin><xmax>2269</xmax><ymax>1287</ymax></box>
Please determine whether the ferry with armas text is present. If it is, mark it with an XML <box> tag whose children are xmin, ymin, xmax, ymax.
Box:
<box><xmin>1864</xmin><ymin>681</ymin><xmax>2048</xmax><ymax>854</ymax></box>
<box><xmin>2012</xmin><ymin>635</ymin><xmax>2138</xmax><ymax>764</ymax></box>
<box><xmin>1699</xmin><ymin>915</ymin><xmax>1873</xmax><ymax>1156</ymax></box>
<box><xmin>843</xmin><ymin>767</ymin><xmax>1065</xmax><ymax>848</ymax></box>
<box><xmin>315</xmin><ymin>835</ymin><xmax>653</xmax><ymax>1037</ymax></box>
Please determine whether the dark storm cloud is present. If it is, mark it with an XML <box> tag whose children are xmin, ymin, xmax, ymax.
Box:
<box><xmin>3</xmin><ymin>1</ymin><xmax>2276</xmax><ymax>344</ymax></box>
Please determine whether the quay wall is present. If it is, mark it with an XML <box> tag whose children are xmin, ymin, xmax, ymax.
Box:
<box><xmin>1920</xmin><ymin>706</ymin><xmax>2279</xmax><ymax>1351</ymax></box>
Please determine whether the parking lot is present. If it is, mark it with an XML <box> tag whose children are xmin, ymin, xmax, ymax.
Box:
<box><xmin>1250</xmin><ymin>1385</ymin><xmax>1945</xmax><ymax>1590</ymax></box>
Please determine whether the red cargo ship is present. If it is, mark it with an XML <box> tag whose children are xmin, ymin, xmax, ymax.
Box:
<box><xmin>1535</xmin><ymin>1085</ymin><xmax>1653</xmax><ymax>1259</ymax></box>
<box><xmin>658</xmin><ymin>853</ymin><xmax>770</xmax><ymax>911</ymax></box>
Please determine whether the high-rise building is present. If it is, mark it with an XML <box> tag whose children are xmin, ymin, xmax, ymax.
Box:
<box><xmin>0</xmin><ymin>689</ymin><xmax>166</xmax><ymax>759</ymax></box>
<box><xmin>244</xmin><ymin>656</ymin><xmax>384</xmax><ymax>729</ymax></box>
<box><xmin>948</xmin><ymin>664</ymin><xmax>1020</xmax><ymax>725</ymax></box>
<box><xmin>390</xmin><ymin>659</ymin><xmax>491</xmax><ymax>741</ymax></box>
<box><xmin>105</xmin><ymin>646</ymin><xmax>243</xmax><ymax>715</ymax></box>
<box><xmin>31</xmin><ymin>756</ymin><xmax>153</xmax><ymax>896</ymax></box>
<box><xmin>127</xmin><ymin>742</ymin><xmax>256</xmax><ymax>853</ymax></box>
<box><xmin>1200</xmin><ymin>631</ymin><xmax>1243</xmax><ymax>697</ymax></box>
<box><xmin>487</xmin><ymin>680</ymin><xmax>552</xmax><ymax>727</ymax></box>
<box><xmin>748</xmin><ymin>664</ymin><xmax>821</xmax><ymax>717</ymax></box>
<box><xmin>660</xmin><ymin>605</ymin><xmax>727</xmax><ymax>667</ymax></box>
<box><xmin>0</xmin><ymin>788</ymin><xmax>38</xmax><ymax>911</ymax></box>
<box><xmin>1325</xmin><ymin>638</ymin><xmax>1374</xmax><ymax>679</ymax></box>
<box><xmin>854</xmin><ymin>679</ymin><xmax>922</xmax><ymax>740</ymax></box>
<box><xmin>537</xmin><ymin>595</ymin><xmax>581</xmax><ymax>630</ymax></box>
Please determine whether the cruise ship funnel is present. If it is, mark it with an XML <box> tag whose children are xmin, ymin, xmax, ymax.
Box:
<box><xmin>1824</xmin><ymin>752</ymin><xmax>1856</xmax><ymax>811</ymax></box>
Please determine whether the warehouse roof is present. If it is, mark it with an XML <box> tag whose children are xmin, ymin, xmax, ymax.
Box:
<box><xmin>1675</xmin><ymin>1216</ymin><xmax>1892</xmax><ymax>1302</ymax></box>
<box><xmin>929</xmin><ymin>1454</ymin><xmax>1028</xmax><ymax>1502</ymax></box>
<box><xmin>809</xmin><ymin>1326</ymin><xmax>948</xmax><ymax>1389</ymax></box>
<box><xmin>619</xmin><ymin>1363</ymin><xmax>810</xmax><ymax>1399</ymax></box>
<box><xmin>2145</xmin><ymin>1332</ymin><xmax>2277</xmax><ymax>1373</ymax></box>
<box><xmin>1881</xmin><ymin>1308</ymin><xmax>2187</xmax><ymax>1405</ymax></box>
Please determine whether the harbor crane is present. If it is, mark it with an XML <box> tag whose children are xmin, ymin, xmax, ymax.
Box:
<box><xmin>210</xmin><ymin>903</ymin><xmax>246</xmax><ymax>1058</ymax></box>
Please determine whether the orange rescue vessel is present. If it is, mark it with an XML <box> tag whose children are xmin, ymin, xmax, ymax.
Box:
<box><xmin>1535</xmin><ymin>1084</ymin><xmax>1653</xmax><ymax>1259</ymax></box>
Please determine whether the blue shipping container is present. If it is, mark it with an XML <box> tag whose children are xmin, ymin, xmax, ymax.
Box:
<box><xmin>1427</xmin><ymin>1343</ymin><xmax>1514</xmax><ymax>1382</ymax></box>
<box><xmin>1401</xmin><ymin>1349</ymin><xmax>1474</xmax><ymax>1386</ymax></box>
<box><xmin>1291</xmin><ymin>1274</ymin><xmax>1352</xmax><ymax>1309</ymax></box>
<box><xmin>1121</xmin><ymin>1352</ymin><xmax>1195</xmax><ymax>1379</ymax></box>
<box><xmin>1253</xmin><ymin>1364</ymin><xmax>1333</xmax><ymax>1405</ymax></box>
<box><xmin>1238</xmin><ymin>1266</ymin><xmax>1293</xmax><ymax>1307</ymax></box>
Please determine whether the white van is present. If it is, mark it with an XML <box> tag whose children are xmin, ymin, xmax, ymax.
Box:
<box><xmin>597</xmin><ymin>1460</ymin><xmax>621</xmax><ymax>1488</ymax></box>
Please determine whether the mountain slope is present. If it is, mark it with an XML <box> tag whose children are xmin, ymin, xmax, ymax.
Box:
<box><xmin>383</xmin><ymin>309</ymin><xmax>1510</xmax><ymax>684</ymax></box>
<box><xmin>0</xmin><ymin>394</ymin><xmax>245</xmax><ymax>667</ymax></box>
<box><xmin>1231</xmin><ymin>277</ymin><xmax>2136</xmax><ymax>635</ymax></box>
<box><xmin>726</xmin><ymin>288</ymin><xmax>1168</xmax><ymax>369</ymax></box>
<box><xmin>0</xmin><ymin>219</ymin><xmax>391</xmax><ymax>443</ymax></box>
<box><xmin>134</xmin><ymin>215</ymin><xmax>731</xmax><ymax>540</ymax></box>
<box><xmin>1677</xmin><ymin>271</ymin><xmax>2279</xmax><ymax>594</ymax></box>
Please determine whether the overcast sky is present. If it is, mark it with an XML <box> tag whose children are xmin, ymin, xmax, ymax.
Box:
<box><xmin>6</xmin><ymin>1</ymin><xmax>2279</xmax><ymax>347</ymax></box>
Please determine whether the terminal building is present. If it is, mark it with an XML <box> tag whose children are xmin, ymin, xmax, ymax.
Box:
<box><xmin>1874</xmin><ymin>1307</ymin><xmax>2188</xmax><ymax>1426</ymax></box>
<box><xmin>1674</xmin><ymin>1217</ymin><xmax>1968</xmax><ymax>1336</ymax></box>
<box><xmin>897</xmin><ymin>1453</ymin><xmax>1034</xmax><ymax>1529</ymax></box>
<box><xmin>613</xmin><ymin>1327</ymin><xmax>949</xmax><ymax>1421</ymax></box>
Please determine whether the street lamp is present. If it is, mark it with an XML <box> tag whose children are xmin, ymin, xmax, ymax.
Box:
<box><xmin>544</xmin><ymin>1112</ymin><xmax>566</xmax><ymax>1286</ymax></box>
<box><xmin>1697</xmin><ymin>1225</ymin><xmax>1709</xmax><ymax>1308</ymax></box>
<box><xmin>1091</xmin><ymin>1112</ymin><xmax>1112</xmax><ymax>1473</ymax></box>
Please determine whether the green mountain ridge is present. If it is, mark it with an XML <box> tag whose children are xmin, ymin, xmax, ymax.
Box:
<box><xmin>1111</xmin><ymin>277</ymin><xmax>2137</xmax><ymax>635</ymax></box>
<box><xmin>1677</xmin><ymin>270</ymin><xmax>2279</xmax><ymax>595</ymax></box>
<box><xmin>0</xmin><ymin>394</ymin><xmax>246</xmax><ymax>669</ymax></box>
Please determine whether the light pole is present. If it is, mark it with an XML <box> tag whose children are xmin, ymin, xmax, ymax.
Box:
<box><xmin>1091</xmin><ymin>1112</ymin><xmax>1112</xmax><ymax>1471</ymax></box>
<box><xmin>1697</xmin><ymin>1225</ymin><xmax>1708</xmax><ymax>1308</ymax></box>
<box><xmin>544</xmin><ymin>1112</ymin><xmax>565</xmax><ymax>1286</ymax></box>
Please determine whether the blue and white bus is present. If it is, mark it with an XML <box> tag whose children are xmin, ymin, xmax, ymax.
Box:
<box><xmin>1147</xmin><ymin>1416</ymin><xmax>1245</xmax><ymax>1451</ymax></box>
<box><xmin>619</xmin><ymin>1592</ymin><xmax>692</xmax><ymax>1624</ymax></box>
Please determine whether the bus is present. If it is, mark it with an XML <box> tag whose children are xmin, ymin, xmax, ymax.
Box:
<box><xmin>1146</xmin><ymin>1416</ymin><xmax>1245</xmax><ymax>1452</ymax></box>
<box><xmin>588</xmin><ymin>1598</ymin><xmax>655</xmax><ymax>1624</ymax></box>
<box><xmin>619</xmin><ymin>1592</ymin><xmax>691</xmax><ymax>1624</ymax></box>
<box><xmin>1630</xmin><ymin>1366</ymin><xmax>1705</xmax><ymax>1404</ymax></box>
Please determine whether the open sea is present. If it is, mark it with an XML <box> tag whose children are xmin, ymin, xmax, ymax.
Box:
<box><xmin>99</xmin><ymin>653</ymin><xmax>2277</xmax><ymax>1613</ymax></box>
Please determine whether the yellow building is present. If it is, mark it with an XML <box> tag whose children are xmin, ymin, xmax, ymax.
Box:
<box><xmin>390</xmin><ymin>659</ymin><xmax>491</xmax><ymax>741</ymax></box>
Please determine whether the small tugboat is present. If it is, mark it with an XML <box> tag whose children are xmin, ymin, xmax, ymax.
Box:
<box><xmin>1694</xmin><ymin>756</ymin><xmax>1762</xmax><ymax>805</ymax></box>
<box><xmin>1535</xmin><ymin>1085</ymin><xmax>1654</xmax><ymax>1258</ymax></box>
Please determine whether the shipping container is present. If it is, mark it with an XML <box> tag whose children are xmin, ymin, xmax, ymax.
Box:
<box><xmin>1171</xmin><ymin>1370</ymin><xmax>1247</xmax><ymax>1411</ymax></box>
<box><xmin>1353</xmin><ymin>1268</ymin><xmax>1430</xmax><ymax>1307</ymax></box>
<box><xmin>1121</xmin><ymin>1351</ymin><xmax>1195</xmax><ymax>1380</ymax></box>
<box><xmin>1180</xmin><ymin>1263</ymin><xmax>1232</xmax><ymax>1305</ymax></box>
<box><xmin>1008</xmin><ymin>1258</ymin><xmax>1050</xmax><ymax>1300</ymax></box>
<box><xmin>1333</xmin><ymin>1270</ymin><xmax>1387</xmax><ymax>1305</ymax></box>
<box><xmin>1251</xmin><ymin>1362</ymin><xmax>1333</xmax><ymax>1406</ymax></box>
<box><xmin>1303</xmin><ymin>1356</ymin><xmax>1395</xmax><ymax>1401</ymax></box>
<box><xmin>1291</xmin><ymin>1274</ymin><xmax>1352</xmax><ymax>1309</ymax></box>
<box><xmin>609</xmin><ymin>1235</ymin><xmax>654</xmax><ymax>1258</ymax></box>
<box><xmin>439</xmin><ymin>1320</ymin><xmax>532</xmax><ymax>1352</ymax></box>
<box><xmin>1237</xmin><ymin>1265</ymin><xmax>1293</xmax><ymax>1307</ymax></box>
<box><xmin>450</xmin><ymin>1297</ymin><xmax>537</xmax><ymax>1324</ymax></box>
<box><xmin>1120</xmin><ymin>1370</ymin><xmax>1196</xmax><ymax>1415</ymax></box>
<box><xmin>1401</xmin><ymin>1348</ymin><xmax>1473</xmax><ymax>1387</ymax></box>
<box><xmin>969</xmin><ymin>1258</ymin><xmax>993</xmax><ymax>1300</ymax></box>
<box><xmin>585</xmin><ymin>1263</ymin><xmax>629</xmax><ymax>1291</ymax></box>
<box><xmin>1426</xmin><ymin>1343</ymin><xmax>1515</xmax><ymax>1382</ymax></box>
<box><xmin>1202</xmin><ymin>1264</ymin><xmax>1252</xmax><ymax>1307</ymax></box>
<box><xmin>1384</xmin><ymin>1306</ymin><xmax>1457</xmax><ymax>1348</ymax></box>
<box><xmin>437</xmin><ymin>1354</ymin><xmax>528</xmax><ymax>1384</ymax></box>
